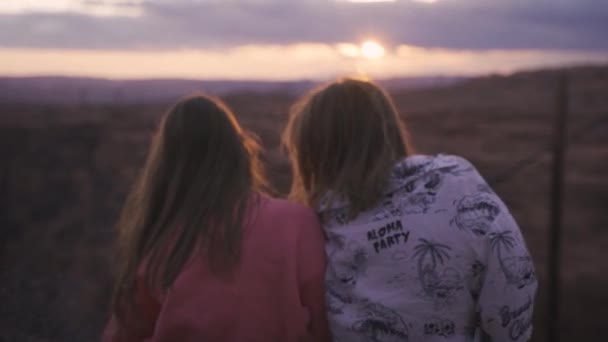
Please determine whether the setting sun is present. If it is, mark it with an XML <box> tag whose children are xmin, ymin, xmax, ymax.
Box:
<box><xmin>360</xmin><ymin>41</ymin><xmax>386</xmax><ymax>59</ymax></box>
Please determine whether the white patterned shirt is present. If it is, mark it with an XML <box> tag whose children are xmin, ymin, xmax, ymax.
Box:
<box><xmin>318</xmin><ymin>154</ymin><xmax>537</xmax><ymax>342</ymax></box>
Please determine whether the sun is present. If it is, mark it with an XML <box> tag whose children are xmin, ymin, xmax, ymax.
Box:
<box><xmin>360</xmin><ymin>40</ymin><xmax>386</xmax><ymax>59</ymax></box>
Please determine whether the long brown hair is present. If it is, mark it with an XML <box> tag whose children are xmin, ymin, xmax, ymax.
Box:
<box><xmin>283</xmin><ymin>78</ymin><xmax>412</xmax><ymax>218</ymax></box>
<box><xmin>112</xmin><ymin>94</ymin><xmax>268</xmax><ymax>327</ymax></box>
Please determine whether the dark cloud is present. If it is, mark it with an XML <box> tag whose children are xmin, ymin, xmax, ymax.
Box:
<box><xmin>1</xmin><ymin>0</ymin><xmax>607</xmax><ymax>50</ymax></box>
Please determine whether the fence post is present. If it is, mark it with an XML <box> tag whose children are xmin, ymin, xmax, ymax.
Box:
<box><xmin>547</xmin><ymin>73</ymin><xmax>569</xmax><ymax>342</ymax></box>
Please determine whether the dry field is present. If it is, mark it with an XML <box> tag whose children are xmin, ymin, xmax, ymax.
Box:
<box><xmin>1</xmin><ymin>66</ymin><xmax>607</xmax><ymax>341</ymax></box>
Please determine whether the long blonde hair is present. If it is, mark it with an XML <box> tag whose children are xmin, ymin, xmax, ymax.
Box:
<box><xmin>283</xmin><ymin>78</ymin><xmax>412</xmax><ymax>218</ymax></box>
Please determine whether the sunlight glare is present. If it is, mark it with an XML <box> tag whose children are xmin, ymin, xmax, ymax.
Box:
<box><xmin>336</xmin><ymin>43</ymin><xmax>361</xmax><ymax>58</ymax></box>
<box><xmin>361</xmin><ymin>41</ymin><xmax>386</xmax><ymax>59</ymax></box>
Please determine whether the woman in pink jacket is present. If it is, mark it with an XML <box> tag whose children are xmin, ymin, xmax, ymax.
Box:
<box><xmin>104</xmin><ymin>94</ymin><xmax>330</xmax><ymax>342</ymax></box>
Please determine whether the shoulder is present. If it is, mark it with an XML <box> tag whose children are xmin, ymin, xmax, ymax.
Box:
<box><xmin>259</xmin><ymin>197</ymin><xmax>325</xmax><ymax>250</ymax></box>
<box><xmin>392</xmin><ymin>153</ymin><xmax>484</xmax><ymax>187</ymax></box>
<box><xmin>393</xmin><ymin>153</ymin><xmax>476</xmax><ymax>176</ymax></box>
<box><xmin>421</xmin><ymin>154</ymin><xmax>494</xmax><ymax>200</ymax></box>
<box><xmin>258</xmin><ymin>195</ymin><xmax>320</xmax><ymax>224</ymax></box>
<box><xmin>431</xmin><ymin>153</ymin><xmax>476</xmax><ymax>170</ymax></box>
<box><xmin>431</xmin><ymin>154</ymin><xmax>486</xmax><ymax>185</ymax></box>
<box><xmin>431</xmin><ymin>155</ymin><xmax>516</xmax><ymax>236</ymax></box>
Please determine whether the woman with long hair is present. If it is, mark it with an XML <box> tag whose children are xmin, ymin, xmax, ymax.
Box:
<box><xmin>105</xmin><ymin>94</ymin><xmax>330</xmax><ymax>342</ymax></box>
<box><xmin>283</xmin><ymin>78</ymin><xmax>537</xmax><ymax>341</ymax></box>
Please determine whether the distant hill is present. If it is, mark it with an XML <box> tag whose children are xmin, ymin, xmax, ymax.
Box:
<box><xmin>0</xmin><ymin>76</ymin><xmax>466</xmax><ymax>105</ymax></box>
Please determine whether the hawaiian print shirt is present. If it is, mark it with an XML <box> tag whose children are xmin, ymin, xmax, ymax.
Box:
<box><xmin>318</xmin><ymin>154</ymin><xmax>537</xmax><ymax>342</ymax></box>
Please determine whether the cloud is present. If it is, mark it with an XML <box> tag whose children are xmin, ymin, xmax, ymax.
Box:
<box><xmin>2</xmin><ymin>45</ymin><xmax>607</xmax><ymax>80</ymax></box>
<box><xmin>0</xmin><ymin>0</ymin><xmax>143</xmax><ymax>17</ymax></box>
<box><xmin>0</xmin><ymin>0</ymin><xmax>607</xmax><ymax>50</ymax></box>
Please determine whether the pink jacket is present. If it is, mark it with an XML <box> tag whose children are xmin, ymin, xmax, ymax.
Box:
<box><xmin>104</xmin><ymin>195</ymin><xmax>331</xmax><ymax>342</ymax></box>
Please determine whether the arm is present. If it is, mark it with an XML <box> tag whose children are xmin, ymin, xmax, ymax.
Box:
<box><xmin>478</xmin><ymin>205</ymin><xmax>538</xmax><ymax>341</ymax></box>
<box><xmin>103</xmin><ymin>273</ymin><xmax>161</xmax><ymax>342</ymax></box>
<box><xmin>296</xmin><ymin>209</ymin><xmax>332</xmax><ymax>342</ymax></box>
<box><xmin>442</xmin><ymin>155</ymin><xmax>537</xmax><ymax>341</ymax></box>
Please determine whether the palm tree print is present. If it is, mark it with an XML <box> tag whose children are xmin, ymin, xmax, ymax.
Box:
<box><xmin>489</xmin><ymin>231</ymin><xmax>536</xmax><ymax>289</ymax></box>
<box><xmin>413</xmin><ymin>239</ymin><xmax>463</xmax><ymax>306</ymax></box>
<box><xmin>414</xmin><ymin>239</ymin><xmax>451</xmax><ymax>275</ymax></box>
<box><xmin>489</xmin><ymin>230</ymin><xmax>515</xmax><ymax>253</ymax></box>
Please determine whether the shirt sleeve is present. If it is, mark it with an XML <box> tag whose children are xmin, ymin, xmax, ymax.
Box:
<box><xmin>442</xmin><ymin>155</ymin><xmax>537</xmax><ymax>341</ymax></box>
<box><xmin>477</xmin><ymin>197</ymin><xmax>538</xmax><ymax>342</ymax></box>
<box><xmin>296</xmin><ymin>208</ymin><xmax>332</xmax><ymax>342</ymax></box>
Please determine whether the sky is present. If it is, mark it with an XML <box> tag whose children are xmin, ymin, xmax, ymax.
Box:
<box><xmin>1</xmin><ymin>0</ymin><xmax>607</xmax><ymax>80</ymax></box>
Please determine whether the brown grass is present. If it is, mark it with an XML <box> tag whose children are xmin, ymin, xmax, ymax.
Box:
<box><xmin>1</xmin><ymin>66</ymin><xmax>607</xmax><ymax>341</ymax></box>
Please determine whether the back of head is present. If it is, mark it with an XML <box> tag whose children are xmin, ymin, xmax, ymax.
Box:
<box><xmin>283</xmin><ymin>78</ymin><xmax>412</xmax><ymax>217</ymax></box>
<box><xmin>112</xmin><ymin>94</ymin><xmax>268</xmax><ymax>328</ymax></box>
